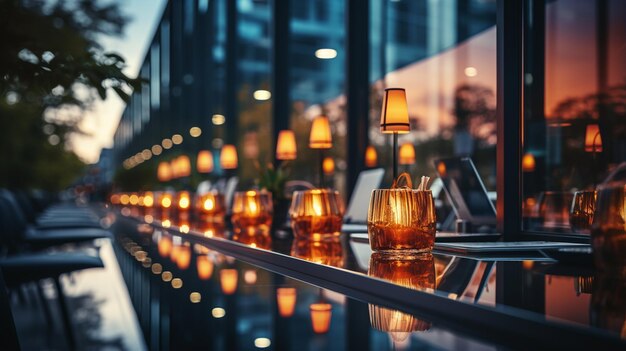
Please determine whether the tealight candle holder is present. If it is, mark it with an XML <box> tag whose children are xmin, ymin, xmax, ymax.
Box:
<box><xmin>367</xmin><ymin>173</ymin><xmax>435</xmax><ymax>254</ymax></box>
<box><xmin>196</xmin><ymin>191</ymin><xmax>226</xmax><ymax>222</ymax></box>
<box><xmin>289</xmin><ymin>189</ymin><xmax>344</xmax><ymax>240</ymax></box>
<box><xmin>368</xmin><ymin>253</ymin><xmax>435</xmax><ymax>340</ymax></box>
<box><xmin>176</xmin><ymin>191</ymin><xmax>192</xmax><ymax>212</ymax></box>
<box><xmin>231</xmin><ymin>190</ymin><xmax>273</xmax><ymax>232</ymax></box>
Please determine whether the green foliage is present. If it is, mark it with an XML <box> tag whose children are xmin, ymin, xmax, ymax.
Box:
<box><xmin>0</xmin><ymin>0</ymin><xmax>136</xmax><ymax>190</ymax></box>
<box><xmin>257</xmin><ymin>162</ymin><xmax>291</xmax><ymax>202</ymax></box>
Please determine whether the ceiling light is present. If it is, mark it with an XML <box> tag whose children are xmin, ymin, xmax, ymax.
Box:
<box><xmin>253</xmin><ymin>90</ymin><xmax>271</xmax><ymax>101</ymax></box>
<box><xmin>212</xmin><ymin>114</ymin><xmax>225</xmax><ymax>125</ymax></box>
<box><xmin>315</xmin><ymin>48</ymin><xmax>337</xmax><ymax>59</ymax></box>
<box><xmin>172</xmin><ymin>134</ymin><xmax>184</xmax><ymax>145</ymax></box>
<box><xmin>189</xmin><ymin>127</ymin><xmax>202</xmax><ymax>137</ymax></box>
<box><xmin>464</xmin><ymin>66</ymin><xmax>478</xmax><ymax>77</ymax></box>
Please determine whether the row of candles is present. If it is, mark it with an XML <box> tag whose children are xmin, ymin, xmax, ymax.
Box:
<box><xmin>116</xmin><ymin>87</ymin><xmax>439</xmax><ymax>255</ymax></box>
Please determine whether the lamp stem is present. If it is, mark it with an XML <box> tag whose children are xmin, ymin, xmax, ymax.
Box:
<box><xmin>392</xmin><ymin>132</ymin><xmax>398</xmax><ymax>181</ymax></box>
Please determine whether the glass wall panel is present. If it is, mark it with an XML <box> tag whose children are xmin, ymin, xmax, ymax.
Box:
<box><xmin>235</xmin><ymin>0</ymin><xmax>272</xmax><ymax>186</ymax></box>
<box><xmin>289</xmin><ymin>0</ymin><xmax>347</xmax><ymax>194</ymax></box>
<box><xmin>369</xmin><ymin>0</ymin><xmax>497</xmax><ymax>231</ymax></box>
<box><xmin>522</xmin><ymin>0</ymin><xmax>626</xmax><ymax>235</ymax></box>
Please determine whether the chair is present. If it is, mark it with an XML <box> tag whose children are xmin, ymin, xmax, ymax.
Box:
<box><xmin>0</xmin><ymin>192</ymin><xmax>110</xmax><ymax>254</ymax></box>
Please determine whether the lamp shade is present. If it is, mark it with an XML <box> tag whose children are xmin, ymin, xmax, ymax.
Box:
<box><xmin>584</xmin><ymin>124</ymin><xmax>603</xmax><ymax>152</ymax></box>
<box><xmin>380</xmin><ymin>88</ymin><xmax>410</xmax><ymax>133</ymax></box>
<box><xmin>197</xmin><ymin>256</ymin><xmax>214</xmax><ymax>280</ymax></box>
<box><xmin>310</xmin><ymin>303</ymin><xmax>332</xmax><ymax>334</ymax></box>
<box><xmin>197</xmin><ymin>150</ymin><xmax>214</xmax><ymax>173</ymax></box>
<box><xmin>398</xmin><ymin>143</ymin><xmax>415</xmax><ymax>165</ymax></box>
<box><xmin>322</xmin><ymin>157</ymin><xmax>335</xmax><ymax>175</ymax></box>
<box><xmin>276</xmin><ymin>130</ymin><xmax>297</xmax><ymax>160</ymax></box>
<box><xmin>157</xmin><ymin>162</ymin><xmax>172</xmax><ymax>182</ymax></box>
<box><xmin>365</xmin><ymin>146</ymin><xmax>378</xmax><ymax>168</ymax></box>
<box><xmin>220</xmin><ymin>145</ymin><xmax>238</xmax><ymax>169</ymax></box>
<box><xmin>309</xmin><ymin>115</ymin><xmax>332</xmax><ymax>149</ymax></box>
<box><xmin>522</xmin><ymin>153</ymin><xmax>535</xmax><ymax>172</ymax></box>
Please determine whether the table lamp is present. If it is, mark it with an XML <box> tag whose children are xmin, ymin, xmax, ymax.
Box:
<box><xmin>220</xmin><ymin>144</ymin><xmax>238</xmax><ymax>170</ymax></box>
<box><xmin>380</xmin><ymin>88</ymin><xmax>410</xmax><ymax>180</ymax></box>
<box><xmin>309</xmin><ymin>115</ymin><xmax>332</xmax><ymax>186</ymax></box>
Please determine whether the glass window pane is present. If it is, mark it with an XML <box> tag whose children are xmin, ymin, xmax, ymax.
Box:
<box><xmin>289</xmin><ymin>0</ymin><xmax>347</xmax><ymax>194</ymax></box>
<box><xmin>522</xmin><ymin>0</ymin><xmax>626</xmax><ymax>235</ymax></box>
<box><xmin>369</xmin><ymin>0</ymin><xmax>497</xmax><ymax>232</ymax></box>
<box><xmin>236</xmin><ymin>0</ymin><xmax>272</xmax><ymax>184</ymax></box>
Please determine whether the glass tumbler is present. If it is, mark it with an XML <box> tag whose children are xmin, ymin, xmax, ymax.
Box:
<box><xmin>289</xmin><ymin>189</ymin><xmax>344</xmax><ymax>240</ymax></box>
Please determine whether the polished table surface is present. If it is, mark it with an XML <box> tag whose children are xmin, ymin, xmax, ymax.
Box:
<box><xmin>110</xmin><ymin>206</ymin><xmax>626</xmax><ymax>350</ymax></box>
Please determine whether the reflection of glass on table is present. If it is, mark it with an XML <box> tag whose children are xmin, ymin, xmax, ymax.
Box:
<box><xmin>539</xmin><ymin>191</ymin><xmax>574</xmax><ymax>230</ymax></box>
<box><xmin>367</xmin><ymin>253</ymin><xmax>435</xmax><ymax>342</ymax></box>
<box><xmin>570</xmin><ymin>190</ymin><xmax>597</xmax><ymax>234</ymax></box>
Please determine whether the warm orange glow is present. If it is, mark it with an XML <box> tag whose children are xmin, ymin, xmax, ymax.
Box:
<box><xmin>380</xmin><ymin>88</ymin><xmax>410</xmax><ymax>134</ymax></box>
<box><xmin>322</xmin><ymin>157</ymin><xmax>335</xmax><ymax>175</ymax></box>
<box><xmin>398</xmin><ymin>143</ymin><xmax>415</xmax><ymax>165</ymax></box>
<box><xmin>220</xmin><ymin>144</ymin><xmax>238</xmax><ymax>169</ymax></box>
<box><xmin>522</xmin><ymin>153</ymin><xmax>536</xmax><ymax>172</ymax></box>
<box><xmin>197</xmin><ymin>150</ymin><xmax>214</xmax><ymax>173</ymax></box>
<box><xmin>368</xmin><ymin>254</ymin><xmax>434</xmax><ymax>335</ymax></box>
<box><xmin>310</xmin><ymin>303</ymin><xmax>332</xmax><ymax>334</ymax></box>
<box><xmin>276</xmin><ymin>288</ymin><xmax>297</xmax><ymax>317</ymax></box>
<box><xmin>584</xmin><ymin>124</ymin><xmax>603</xmax><ymax>152</ymax></box>
<box><xmin>196</xmin><ymin>192</ymin><xmax>226</xmax><ymax>220</ymax></box>
<box><xmin>177</xmin><ymin>191</ymin><xmax>191</xmax><ymax>210</ymax></box>
<box><xmin>309</xmin><ymin>115</ymin><xmax>333</xmax><ymax>149</ymax></box>
<box><xmin>220</xmin><ymin>269</ymin><xmax>238</xmax><ymax>295</ymax></box>
<box><xmin>365</xmin><ymin>146</ymin><xmax>378</xmax><ymax>168</ymax></box>
<box><xmin>120</xmin><ymin>194</ymin><xmax>129</xmax><ymax>205</ymax></box>
<box><xmin>437</xmin><ymin>162</ymin><xmax>446</xmax><ymax>177</ymax></box>
<box><xmin>129</xmin><ymin>194</ymin><xmax>139</xmax><ymax>205</ymax></box>
<box><xmin>160</xmin><ymin>193</ymin><xmax>173</xmax><ymax>208</ymax></box>
<box><xmin>143</xmin><ymin>192</ymin><xmax>154</xmax><ymax>207</ymax></box>
<box><xmin>276</xmin><ymin>130</ymin><xmax>297</xmax><ymax>160</ymax></box>
<box><xmin>176</xmin><ymin>245</ymin><xmax>191</xmax><ymax>270</ymax></box>
<box><xmin>231</xmin><ymin>191</ymin><xmax>273</xmax><ymax>231</ymax></box>
<box><xmin>289</xmin><ymin>189</ymin><xmax>344</xmax><ymax>239</ymax></box>
<box><xmin>196</xmin><ymin>255</ymin><xmax>213</xmax><ymax>280</ymax></box>
<box><xmin>158</xmin><ymin>236</ymin><xmax>173</xmax><ymax>257</ymax></box>
<box><xmin>157</xmin><ymin>162</ymin><xmax>172</xmax><ymax>182</ymax></box>
<box><xmin>177</xmin><ymin>155</ymin><xmax>191</xmax><ymax>177</ymax></box>
<box><xmin>196</xmin><ymin>256</ymin><xmax>214</xmax><ymax>280</ymax></box>
<box><xmin>291</xmin><ymin>238</ymin><xmax>344</xmax><ymax>267</ymax></box>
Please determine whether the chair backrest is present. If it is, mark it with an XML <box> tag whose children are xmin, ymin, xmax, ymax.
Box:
<box><xmin>0</xmin><ymin>190</ymin><xmax>29</xmax><ymax>237</ymax></box>
<box><xmin>12</xmin><ymin>190</ymin><xmax>37</xmax><ymax>224</ymax></box>
<box><xmin>0</xmin><ymin>196</ymin><xmax>25</xmax><ymax>253</ymax></box>
<box><xmin>0</xmin><ymin>271</ymin><xmax>20</xmax><ymax>349</ymax></box>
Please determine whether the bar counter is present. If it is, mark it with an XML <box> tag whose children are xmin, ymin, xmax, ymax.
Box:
<box><xmin>110</xmin><ymin>206</ymin><xmax>626</xmax><ymax>350</ymax></box>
